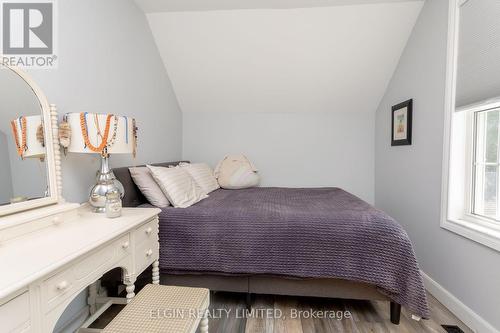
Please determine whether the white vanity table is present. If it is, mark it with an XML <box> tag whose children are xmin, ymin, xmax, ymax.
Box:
<box><xmin>0</xmin><ymin>205</ymin><xmax>160</xmax><ymax>333</ymax></box>
<box><xmin>0</xmin><ymin>64</ymin><xmax>160</xmax><ymax>333</ymax></box>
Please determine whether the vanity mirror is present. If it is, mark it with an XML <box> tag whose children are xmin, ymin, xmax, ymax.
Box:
<box><xmin>0</xmin><ymin>64</ymin><xmax>61</xmax><ymax>216</ymax></box>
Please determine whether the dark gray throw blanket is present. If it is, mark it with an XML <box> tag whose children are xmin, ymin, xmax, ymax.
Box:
<box><xmin>156</xmin><ymin>187</ymin><xmax>430</xmax><ymax>318</ymax></box>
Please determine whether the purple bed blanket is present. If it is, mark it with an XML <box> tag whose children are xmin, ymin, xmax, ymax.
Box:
<box><xmin>156</xmin><ymin>187</ymin><xmax>430</xmax><ymax>318</ymax></box>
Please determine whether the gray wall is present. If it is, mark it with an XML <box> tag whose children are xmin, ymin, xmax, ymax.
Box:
<box><xmin>0</xmin><ymin>131</ymin><xmax>13</xmax><ymax>204</ymax></box>
<box><xmin>29</xmin><ymin>0</ymin><xmax>183</xmax><ymax>203</ymax></box>
<box><xmin>375</xmin><ymin>0</ymin><xmax>500</xmax><ymax>330</ymax></box>
<box><xmin>183</xmin><ymin>111</ymin><xmax>375</xmax><ymax>203</ymax></box>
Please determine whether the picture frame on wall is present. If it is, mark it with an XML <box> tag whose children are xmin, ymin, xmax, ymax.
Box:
<box><xmin>391</xmin><ymin>99</ymin><xmax>413</xmax><ymax>146</ymax></box>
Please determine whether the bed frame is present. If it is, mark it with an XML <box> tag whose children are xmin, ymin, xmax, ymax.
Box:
<box><xmin>113</xmin><ymin>161</ymin><xmax>401</xmax><ymax>324</ymax></box>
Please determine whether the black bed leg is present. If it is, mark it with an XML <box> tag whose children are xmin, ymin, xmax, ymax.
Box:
<box><xmin>245</xmin><ymin>293</ymin><xmax>253</xmax><ymax>310</ymax></box>
<box><xmin>390</xmin><ymin>302</ymin><xmax>401</xmax><ymax>325</ymax></box>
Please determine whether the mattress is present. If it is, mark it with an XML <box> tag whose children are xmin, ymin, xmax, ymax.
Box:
<box><xmin>155</xmin><ymin>187</ymin><xmax>430</xmax><ymax>318</ymax></box>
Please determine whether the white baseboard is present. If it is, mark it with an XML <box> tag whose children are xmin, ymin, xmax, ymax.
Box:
<box><xmin>421</xmin><ymin>271</ymin><xmax>499</xmax><ymax>333</ymax></box>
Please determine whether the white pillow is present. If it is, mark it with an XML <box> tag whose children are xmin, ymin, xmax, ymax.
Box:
<box><xmin>147</xmin><ymin>165</ymin><xmax>208</xmax><ymax>208</ymax></box>
<box><xmin>129</xmin><ymin>167</ymin><xmax>170</xmax><ymax>208</ymax></box>
<box><xmin>180</xmin><ymin>162</ymin><xmax>220</xmax><ymax>194</ymax></box>
<box><xmin>215</xmin><ymin>155</ymin><xmax>260</xmax><ymax>189</ymax></box>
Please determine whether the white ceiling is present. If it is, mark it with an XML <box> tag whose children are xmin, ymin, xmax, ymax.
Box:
<box><xmin>146</xmin><ymin>2</ymin><xmax>423</xmax><ymax>114</ymax></box>
<box><xmin>135</xmin><ymin>0</ymin><xmax>422</xmax><ymax>13</ymax></box>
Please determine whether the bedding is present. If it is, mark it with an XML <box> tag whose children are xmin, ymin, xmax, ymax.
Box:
<box><xmin>155</xmin><ymin>187</ymin><xmax>430</xmax><ymax>318</ymax></box>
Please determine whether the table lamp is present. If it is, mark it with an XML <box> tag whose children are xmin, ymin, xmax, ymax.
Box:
<box><xmin>10</xmin><ymin>115</ymin><xmax>46</xmax><ymax>159</ymax></box>
<box><xmin>65</xmin><ymin>112</ymin><xmax>137</xmax><ymax>212</ymax></box>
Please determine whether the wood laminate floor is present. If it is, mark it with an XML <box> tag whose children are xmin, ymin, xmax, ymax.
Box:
<box><xmin>96</xmin><ymin>271</ymin><xmax>472</xmax><ymax>333</ymax></box>
<box><xmin>199</xmin><ymin>292</ymin><xmax>472</xmax><ymax>333</ymax></box>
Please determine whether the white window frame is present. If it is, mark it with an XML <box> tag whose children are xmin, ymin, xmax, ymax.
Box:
<box><xmin>441</xmin><ymin>0</ymin><xmax>500</xmax><ymax>252</ymax></box>
<box><xmin>468</xmin><ymin>104</ymin><xmax>500</xmax><ymax>221</ymax></box>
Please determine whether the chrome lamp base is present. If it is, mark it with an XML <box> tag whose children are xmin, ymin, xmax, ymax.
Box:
<box><xmin>89</xmin><ymin>156</ymin><xmax>124</xmax><ymax>213</ymax></box>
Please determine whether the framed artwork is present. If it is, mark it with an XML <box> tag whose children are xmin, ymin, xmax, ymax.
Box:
<box><xmin>391</xmin><ymin>99</ymin><xmax>413</xmax><ymax>146</ymax></box>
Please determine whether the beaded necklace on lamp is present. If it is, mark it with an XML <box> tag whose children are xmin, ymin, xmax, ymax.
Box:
<box><xmin>79</xmin><ymin>113</ymin><xmax>113</xmax><ymax>156</ymax></box>
<box><xmin>95</xmin><ymin>114</ymin><xmax>119</xmax><ymax>149</ymax></box>
<box><xmin>80</xmin><ymin>113</ymin><xmax>135</xmax><ymax>157</ymax></box>
<box><xmin>10</xmin><ymin>117</ymin><xmax>27</xmax><ymax>158</ymax></box>
<box><xmin>106</xmin><ymin>116</ymin><xmax>119</xmax><ymax>148</ymax></box>
<box><xmin>93</xmin><ymin>113</ymin><xmax>103</xmax><ymax>139</ymax></box>
<box><xmin>132</xmin><ymin>118</ymin><xmax>137</xmax><ymax>158</ymax></box>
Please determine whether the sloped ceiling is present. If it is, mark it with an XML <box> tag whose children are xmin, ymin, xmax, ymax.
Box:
<box><xmin>135</xmin><ymin>0</ymin><xmax>423</xmax><ymax>12</ymax></box>
<box><xmin>141</xmin><ymin>1</ymin><xmax>423</xmax><ymax>114</ymax></box>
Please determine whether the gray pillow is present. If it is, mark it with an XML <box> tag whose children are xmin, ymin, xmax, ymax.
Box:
<box><xmin>129</xmin><ymin>167</ymin><xmax>170</xmax><ymax>208</ymax></box>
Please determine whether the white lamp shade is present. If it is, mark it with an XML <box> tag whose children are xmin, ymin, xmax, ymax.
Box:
<box><xmin>66</xmin><ymin>112</ymin><xmax>135</xmax><ymax>154</ymax></box>
<box><xmin>11</xmin><ymin>115</ymin><xmax>45</xmax><ymax>158</ymax></box>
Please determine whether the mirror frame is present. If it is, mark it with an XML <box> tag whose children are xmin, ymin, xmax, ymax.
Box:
<box><xmin>0</xmin><ymin>64</ymin><xmax>62</xmax><ymax>216</ymax></box>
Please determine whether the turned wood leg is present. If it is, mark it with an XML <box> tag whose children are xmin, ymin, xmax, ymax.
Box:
<box><xmin>390</xmin><ymin>302</ymin><xmax>401</xmax><ymax>325</ymax></box>
<box><xmin>125</xmin><ymin>281</ymin><xmax>135</xmax><ymax>303</ymax></box>
<box><xmin>200</xmin><ymin>315</ymin><xmax>209</xmax><ymax>333</ymax></box>
<box><xmin>152</xmin><ymin>260</ymin><xmax>160</xmax><ymax>285</ymax></box>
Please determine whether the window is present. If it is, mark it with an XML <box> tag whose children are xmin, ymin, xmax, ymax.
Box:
<box><xmin>441</xmin><ymin>0</ymin><xmax>500</xmax><ymax>252</ymax></box>
<box><xmin>472</xmin><ymin>108</ymin><xmax>500</xmax><ymax>221</ymax></box>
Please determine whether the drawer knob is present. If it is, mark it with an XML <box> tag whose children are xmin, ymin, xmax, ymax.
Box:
<box><xmin>146</xmin><ymin>249</ymin><xmax>153</xmax><ymax>257</ymax></box>
<box><xmin>52</xmin><ymin>216</ymin><xmax>62</xmax><ymax>225</ymax></box>
<box><xmin>145</xmin><ymin>227</ymin><xmax>153</xmax><ymax>235</ymax></box>
<box><xmin>57</xmin><ymin>281</ymin><xmax>69</xmax><ymax>291</ymax></box>
<box><xmin>122</xmin><ymin>241</ymin><xmax>130</xmax><ymax>249</ymax></box>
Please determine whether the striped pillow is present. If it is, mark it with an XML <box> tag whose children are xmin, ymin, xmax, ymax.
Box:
<box><xmin>147</xmin><ymin>165</ymin><xmax>208</xmax><ymax>208</ymax></box>
<box><xmin>129</xmin><ymin>167</ymin><xmax>170</xmax><ymax>208</ymax></box>
<box><xmin>179</xmin><ymin>163</ymin><xmax>220</xmax><ymax>194</ymax></box>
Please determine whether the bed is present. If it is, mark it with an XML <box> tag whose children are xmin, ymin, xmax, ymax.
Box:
<box><xmin>113</xmin><ymin>161</ymin><xmax>430</xmax><ymax>324</ymax></box>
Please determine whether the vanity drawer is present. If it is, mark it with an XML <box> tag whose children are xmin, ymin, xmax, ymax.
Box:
<box><xmin>134</xmin><ymin>218</ymin><xmax>158</xmax><ymax>246</ymax></box>
<box><xmin>135</xmin><ymin>239</ymin><xmax>159</xmax><ymax>274</ymax></box>
<box><xmin>73</xmin><ymin>234</ymin><xmax>130</xmax><ymax>279</ymax></box>
<box><xmin>0</xmin><ymin>291</ymin><xmax>31</xmax><ymax>332</ymax></box>
<box><xmin>43</xmin><ymin>267</ymin><xmax>75</xmax><ymax>310</ymax></box>
<box><xmin>42</xmin><ymin>234</ymin><xmax>130</xmax><ymax>312</ymax></box>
